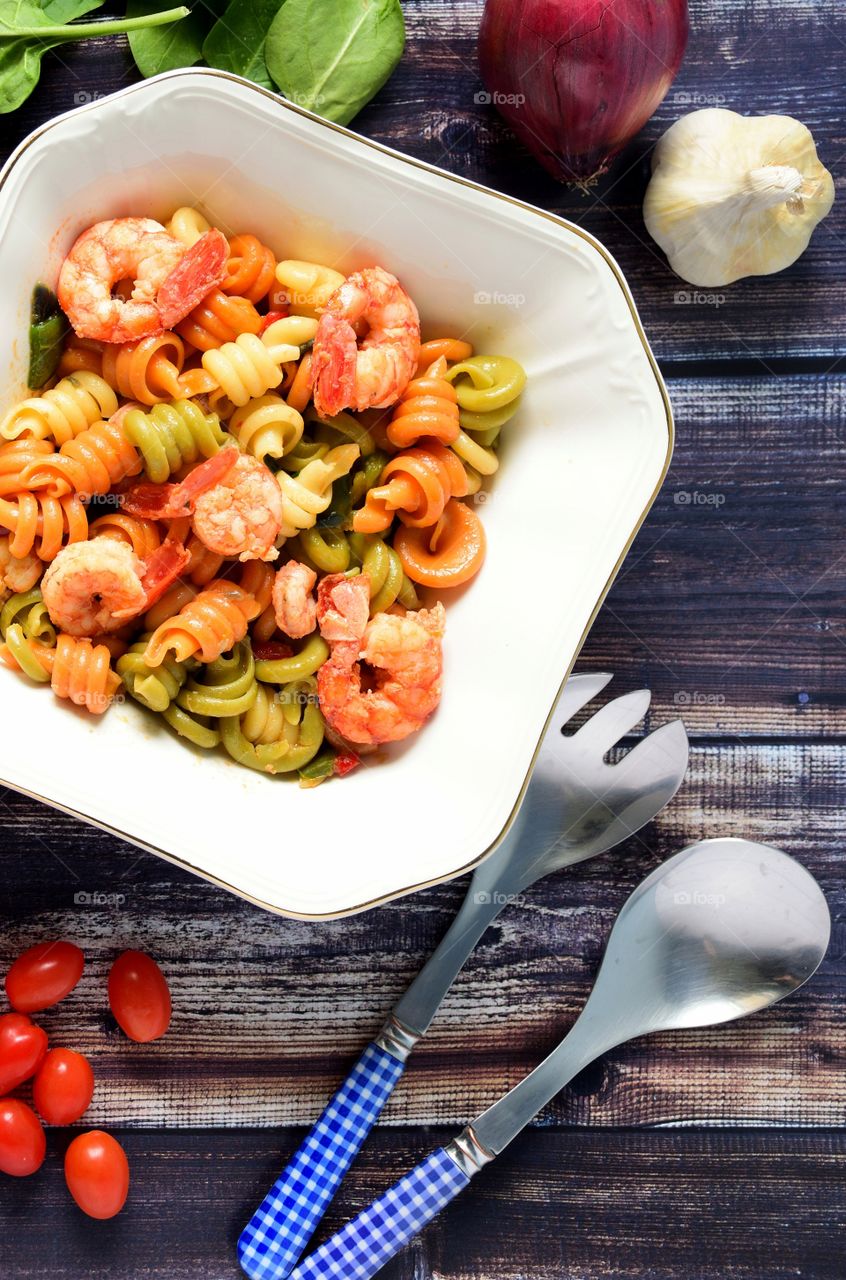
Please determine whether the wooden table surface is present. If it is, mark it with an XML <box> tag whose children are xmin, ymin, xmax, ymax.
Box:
<box><xmin>1</xmin><ymin>3</ymin><xmax>844</xmax><ymax>1277</ymax></box>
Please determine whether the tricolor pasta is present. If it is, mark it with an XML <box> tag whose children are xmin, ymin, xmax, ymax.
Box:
<box><xmin>1</xmin><ymin>206</ymin><xmax>526</xmax><ymax>782</ymax></box>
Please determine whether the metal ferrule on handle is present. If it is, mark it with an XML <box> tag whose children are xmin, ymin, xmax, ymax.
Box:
<box><xmin>238</xmin><ymin>1027</ymin><xmax>416</xmax><ymax>1280</ymax></box>
<box><xmin>289</xmin><ymin>1146</ymin><xmax>473</xmax><ymax>1280</ymax></box>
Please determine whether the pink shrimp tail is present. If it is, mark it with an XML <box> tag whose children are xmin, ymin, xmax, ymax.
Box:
<box><xmin>311</xmin><ymin>313</ymin><xmax>358</xmax><ymax>417</ymax></box>
<box><xmin>157</xmin><ymin>229</ymin><xmax>229</xmax><ymax>330</ymax></box>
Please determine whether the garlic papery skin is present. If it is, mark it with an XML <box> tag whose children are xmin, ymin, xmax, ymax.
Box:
<box><xmin>643</xmin><ymin>109</ymin><xmax>835</xmax><ymax>287</ymax></box>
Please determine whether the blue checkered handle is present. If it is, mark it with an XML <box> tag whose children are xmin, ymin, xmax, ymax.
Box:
<box><xmin>290</xmin><ymin>1147</ymin><xmax>471</xmax><ymax>1279</ymax></box>
<box><xmin>238</xmin><ymin>1042</ymin><xmax>407</xmax><ymax>1280</ymax></box>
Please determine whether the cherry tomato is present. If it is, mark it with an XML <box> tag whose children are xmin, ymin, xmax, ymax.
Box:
<box><xmin>0</xmin><ymin>1013</ymin><xmax>48</xmax><ymax>1094</ymax></box>
<box><xmin>33</xmin><ymin>1048</ymin><xmax>95</xmax><ymax>1126</ymax></box>
<box><xmin>0</xmin><ymin>1097</ymin><xmax>46</xmax><ymax>1177</ymax></box>
<box><xmin>108</xmin><ymin>951</ymin><xmax>171</xmax><ymax>1043</ymax></box>
<box><xmin>5</xmin><ymin>940</ymin><xmax>84</xmax><ymax>1012</ymax></box>
<box><xmin>64</xmin><ymin>1130</ymin><xmax>129</xmax><ymax>1219</ymax></box>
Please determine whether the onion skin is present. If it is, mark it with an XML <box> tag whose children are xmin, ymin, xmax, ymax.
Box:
<box><xmin>479</xmin><ymin>0</ymin><xmax>689</xmax><ymax>184</ymax></box>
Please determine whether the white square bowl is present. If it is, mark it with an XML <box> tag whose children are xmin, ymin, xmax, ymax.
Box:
<box><xmin>0</xmin><ymin>70</ymin><xmax>672</xmax><ymax>918</ymax></box>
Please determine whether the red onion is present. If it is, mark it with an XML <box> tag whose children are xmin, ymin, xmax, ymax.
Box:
<box><xmin>479</xmin><ymin>0</ymin><xmax>689</xmax><ymax>184</ymax></box>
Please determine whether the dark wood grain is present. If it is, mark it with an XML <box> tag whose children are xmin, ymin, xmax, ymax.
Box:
<box><xmin>1</xmin><ymin>740</ymin><xmax>842</xmax><ymax>1130</ymax></box>
<box><xmin>2</xmin><ymin>1129</ymin><xmax>844</xmax><ymax>1280</ymax></box>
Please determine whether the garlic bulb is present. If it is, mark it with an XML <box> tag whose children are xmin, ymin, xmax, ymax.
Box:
<box><xmin>644</xmin><ymin>109</ymin><xmax>835</xmax><ymax>287</ymax></box>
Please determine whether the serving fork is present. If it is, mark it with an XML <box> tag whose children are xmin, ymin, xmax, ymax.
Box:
<box><xmin>238</xmin><ymin>672</ymin><xmax>689</xmax><ymax>1280</ymax></box>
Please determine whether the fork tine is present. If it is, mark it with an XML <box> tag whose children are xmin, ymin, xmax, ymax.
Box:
<box><xmin>611</xmin><ymin>718</ymin><xmax>689</xmax><ymax>779</ymax></box>
<box><xmin>572</xmin><ymin>688</ymin><xmax>652</xmax><ymax>755</ymax></box>
<box><xmin>551</xmin><ymin>672</ymin><xmax>614</xmax><ymax>729</ymax></box>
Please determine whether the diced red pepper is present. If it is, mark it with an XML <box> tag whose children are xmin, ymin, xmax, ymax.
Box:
<box><xmin>260</xmin><ymin>309</ymin><xmax>290</xmax><ymax>333</ymax></box>
<box><xmin>334</xmin><ymin>750</ymin><xmax>361</xmax><ymax>777</ymax></box>
<box><xmin>252</xmin><ymin>640</ymin><xmax>294</xmax><ymax>662</ymax></box>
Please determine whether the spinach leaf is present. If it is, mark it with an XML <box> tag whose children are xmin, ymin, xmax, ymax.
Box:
<box><xmin>42</xmin><ymin>0</ymin><xmax>104</xmax><ymax>22</ymax></box>
<box><xmin>265</xmin><ymin>0</ymin><xmax>404</xmax><ymax>125</ymax></box>
<box><xmin>0</xmin><ymin>2</ymin><xmax>190</xmax><ymax>114</ymax></box>
<box><xmin>126</xmin><ymin>0</ymin><xmax>218</xmax><ymax>77</ymax></box>
<box><xmin>202</xmin><ymin>0</ymin><xmax>279</xmax><ymax>89</ymax></box>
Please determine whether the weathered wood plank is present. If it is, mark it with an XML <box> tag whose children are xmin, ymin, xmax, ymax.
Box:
<box><xmin>0</xmin><ymin>2</ymin><xmax>842</xmax><ymax>365</ymax></box>
<box><xmin>578</xmin><ymin>373</ymin><xmax>846</xmax><ymax>737</ymax></box>
<box><xmin>1</xmin><ymin>742</ymin><xmax>842</xmax><ymax>1129</ymax></box>
<box><xmin>1</xmin><ymin>1128</ymin><xmax>844</xmax><ymax>1280</ymax></box>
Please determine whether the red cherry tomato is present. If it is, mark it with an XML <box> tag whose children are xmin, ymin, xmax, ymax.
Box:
<box><xmin>0</xmin><ymin>1098</ymin><xmax>46</xmax><ymax>1177</ymax></box>
<box><xmin>64</xmin><ymin>1130</ymin><xmax>129</xmax><ymax>1219</ymax></box>
<box><xmin>108</xmin><ymin>951</ymin><xmax>171</xmax><ymax>1043</ymax></box>
<box><xmin>33</xmin><ymin>1049</ymin><xmax>95</xmax><ymax>1126</ymax></box>
<box><xmin>0</xmin><ymin>1013</ymin><xmax>48</xmax><ymax>1094</ymax></box>
<box><xmin>5</xmin><ymin>940</ymin><xmax>84</xmax><ymax>1012</ymax></box>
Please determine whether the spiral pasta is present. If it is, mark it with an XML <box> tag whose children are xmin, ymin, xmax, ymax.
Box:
<box><xmin>4</xmin><ymin>205</ymin><xmax>528</xmax><ymax>770</ymax></box>
<box><xmin>176</xmin><ymin>289</ymin><xmax>262</xmax><ymax>351</ymax></box>
<box><xmin>228</xmin><ymin>395</ymin><xmax>304</xmax><ymax>463</ymax></box>
<box><xmin>122</xmin><ymin>400</ymin><xmax>229</xmax><ymax>484</ymax></box>
<box><xmin>117</xmin><ymin>637</ymin><xmax>194</xmax><ymax>713</ymax></box>
<box><xmin>177</xmin><ymin>641</ymin><xmax>258</xmax><ymax>717</ymax></box>
<box><xmin>353</xmin><ymin>442</ymin><xmax>469</xmax><ymax>534</ymax></box>
<box><xmin>0</xmin><ymin>372</ymin><xmax>118</xmax><ymax>444</ymax></box>
<box><xmin>8</xmin><ymin>634</ymin><xmax>121</xmax><ymax>714</ymax></box>
<box><xmin>89</xmin><ymin>511</ymin><xmax>162</xmax><ymax>559</ymax></box>
<box><xmin>20</xmin><ymin>416</ymin><xmax>142</xmax><ymax>499</ymax></box>
<box><xmin>200</xmin><ymin>319</ymin><xmax>303</xmax><ymax>407</ymax></box>
<box><xmin>224</xmin><ymin>234</ymin><xmax>276</xmax><ymax>303</ymax></box>
<box><xmin>100</xmin><ymin>332</ymin><xmax>186</xmax><ymax>405</ymax></box>
<box><xmin>386</xmin><ymin>357</ymin><xmax>461</xmax><ymax>448</ymax></box>
<box><xmin>56</xmin><ymin>335</ymin><xmax>104</xmax><ymax>378</ymax></box>
<box><xmin>0</xmin><ymin>492</ymin><xmax>88</xmax><ymax>560</ymax></box>
<box><xmin>277</xmin><ymin>444</ymin><xmax>359</xmax><ymax>539</ymax></box>
<box><xmin>144</xmin><ymin>579</ymin><xmax>262</xmax><ymax>665</ymax></box>
<box><xmin>0</xmin><ymin>438</ymin><xmax>55</xmax><ymax>498</ymax></box>
<box><xmin>166</xmin><ymin>206</ymin><xmax>211</xmax><ymax>247</ymax></box>
<box><xmin>220</xmin><ymin>676</ymin><xmax>324</xmax><ymax>773</ymax></box>
<box><xmin>274</xmin><ymin>260</ymin><xmax>344</xmax><ymax>318</ymax></box>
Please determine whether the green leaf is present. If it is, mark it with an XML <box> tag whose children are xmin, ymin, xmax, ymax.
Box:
<box><xmin>265</xmin><ymin>0</ymin><xmax>404</xmax><ymax>125</ymax></box>
<box><xmin>42</xmin><ymin>0</ymin><xmax>104</xmax><ymax>22</ymax></box>
<box><xmin>126</xmin><ymin>0</ymin><xmax>217</xmax><ymax>76</ymax></box>
<box><xmin>202</xmin><ymin>0</ymin><xmax>279</xmax><ymax>89</ymax></box>
<box><xmin>0</xmin><ymin>4</ymin><xmax>190</xmax><ymax>114</ymax></box>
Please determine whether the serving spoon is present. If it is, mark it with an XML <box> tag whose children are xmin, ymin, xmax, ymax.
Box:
<box><xmin>287</xmin><ymin>837</ymin><xmax>830</xmax><ymax>1280</ymax></box>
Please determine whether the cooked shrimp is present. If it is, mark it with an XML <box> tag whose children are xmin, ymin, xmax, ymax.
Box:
<box><xmin>311</xmin><ymin>267</ymin><xmax>421</xmax><ymax>416</ymax></box>
<box><xmin>316</xmin><ymin>572</ymin><xmax>371</xmax><ymax>645</ymax></box>
<box><xmin>58</xmin><ymin>218</ymin><xmax>228</xmax><ymax>344</ymax></box>
<box><xmin>317</xmin><ymin>602</ymin><xmax>445</xmax><ymax>745</ymax></box>
<box><xmin>0</xmin><ymin>535</ymin><xmax>42</xmax><ymax>603</ymax></box>
<box><xmin>272</xmin><ymin>560</ymin><xmax>317</xmax><ymax>639</ymax></box>
<box><xmin>41</xmin><ymin>539</ymin><xmax>148</xmax><ymax>636</ymax></box>
<box><xmin>191</xmin><ymin>454</ymin><xmax>284</xmax><ymax>563</ymax></box>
